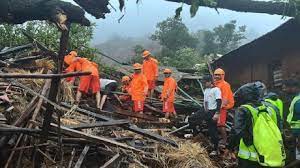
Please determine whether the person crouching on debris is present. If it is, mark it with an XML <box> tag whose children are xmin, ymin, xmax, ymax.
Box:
<box><xmin>161</xmin><ymin>68</ymin><xmax>177</xmax><ymax>119</ymax></box>
<box><xmin>131</xmin><ymin>63</ymin><xmax>148</xmax><ymax>114</ymax></box>
<box><xmin>202</xmin><ymin>75</ymin><xmax>222</xmax><ymax>156</ymax></box>
<box><xmin>119</xmin><ymin>76</ymin><xmax>131</xmax><ymax>109</ymax></box>
<box><xmin>99</xmin><ymin>78</ymin><xmax>118</xmax><ymax>110</ymax></box>
<box><xmin>64</xmin><ymin>51</ymin><xmax>101</xmax><ymax>108</ymax></box>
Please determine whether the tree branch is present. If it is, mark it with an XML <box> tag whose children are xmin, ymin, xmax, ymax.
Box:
<box><xmin>166</xmin><ymin>0</ymin><xmax>297</xmax><ymax>17</ymax></box>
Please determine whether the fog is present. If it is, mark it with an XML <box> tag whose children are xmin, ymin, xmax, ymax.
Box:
<box><xmin>88</xmin><ymin>0</ymin><xmax>287</xmax><ymax>45</ymax></box>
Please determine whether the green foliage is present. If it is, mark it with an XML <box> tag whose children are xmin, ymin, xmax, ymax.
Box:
<box><xmin>190</xmin><ymin>0</ymin><xmax>201</xmax><ymax>17</ymax></box>
<box><xmin>167</xmin><ymin>47</ymin><xmax>202</xmax><ymax>68</ymax></box>
<box><xmin>175</xmin><ymin>6</ymin><xmax>183</xmax><ymax>19</ymax></box>
<box><xmin>0</xmin><ymin>21</ymin><xmax>97</xmax><ymax>61</ymax></box>
<box><xmin>151</xmin><ymin>17</ymin><xmax>198</xmax><ymax>51</ymax></box>
<box><xmin>201</xmin><ymin>20</ymin><xmax>246</xmax><ymax>55</ymax></box>
<box><xmin>129</xmin><ymin>44</ymin><xmax>144</xmax><ymax>64</ymax></box>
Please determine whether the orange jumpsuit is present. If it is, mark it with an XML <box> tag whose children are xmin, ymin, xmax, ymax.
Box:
<box><xmin>214</xmin><ymin>76</ymin><xmax>234</xmax><ymax>127</ymax></box>
<box><xmin>161</xmin><ymin>77</ymin><xmax>177</xmax><ymax>113</ymax></box>
<box><xmin>119</xmin><ymin>84</ymin><xmax>131</xmax><ymax>101</ymax></box>
<box><xmin>142</xmin><ymin>57</ymin><xmax>158</xmax><ymax>90</ymax></box>
<box><xmin>65</xmin><ymin>58</ymin><xmax>100</xmax><ymax>94</ymax></box>
<box><xmin>130</xmin><ymin>73</ymin><xmax>148</xmax><ymax>112</ymax></box>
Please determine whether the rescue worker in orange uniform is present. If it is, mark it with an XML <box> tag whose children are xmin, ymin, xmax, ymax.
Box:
<box><xmin>131</xmin><ymin>63</ymin><xmax>148</xmax><ymax>114</ymax></box>
<box><xmin>213</xmin><ymin>68</ymin><xmax>234</xmax><ymax>148</ymax></box>
<box><xmin>142</xmin><ymin>50</ymin><xmax>158</xmax><ymax>101</ymax></box>
<box><xmin>119</xmin><ymin>76</ymin><xmax>131</xmax><ymax>109</ymax></box>
<box><xmin>161</xmin><ymin>68</ymin><xmax>177</xmax><ymax>119</ymax></box>
<box><xmin>64</xmin><ymin>51</ymin><xmax>101</xmax><ymax>108</ymax></box>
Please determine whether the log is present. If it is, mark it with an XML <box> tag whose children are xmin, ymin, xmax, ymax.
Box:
<box><xmin>166</xmin><ymin>0</ymin><xmax>296</xmax><ymax>17</ymax></box>
<box><xmin>70</xmin><ymin>120</ymin><xmax>130</xmax><ymax>130</ymax></box>
<box><xmin>100</xmin><ymin>153</ymin><xmax>122</xmax><ymax>168</ymax></box>
<box><xmin>74</xmin><ymin>145</ymin><xmax>90</xmax><ymax>168</ymax></box>
<box><xmin>0</xmin><ymin>0</ymin><xmax>90</xmax><ymax>25</ymax></box>
<box><xmin>50</xmin><ymin>123</ymin><xmax>143</xmax><ymax>152</ymax></box>
<box><xmin>0</xmin><ymin>71</ymin><xmax>91</xmax><ymax>79</ymax></box>
<box><xmin>0</xmin><ymin>44</ymin><xmax>33</xmax><ymax>56</ymax></box>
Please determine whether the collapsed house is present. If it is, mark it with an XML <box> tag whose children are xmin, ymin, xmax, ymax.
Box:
<box><xmin>0</xmin><ymin>31</ymin><xmax>236</xmax><ymax>168</ymax></box>
<box><xmin>212</xmin><ymin>19</ymin><xmax>300</xmax><ymax>90</ymax></box>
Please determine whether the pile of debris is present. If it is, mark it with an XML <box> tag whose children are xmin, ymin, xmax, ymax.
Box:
<box><xmin>0</xmin><ymin>33</ymin><xmax>233</xmax><ymax>168</ymax></box>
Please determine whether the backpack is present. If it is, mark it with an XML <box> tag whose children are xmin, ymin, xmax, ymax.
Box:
<box><xmin>248</xmin><ymin>105</ymin><xmax>286</xmax><ymax>167</ymax></box>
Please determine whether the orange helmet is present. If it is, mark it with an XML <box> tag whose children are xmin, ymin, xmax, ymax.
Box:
<box><xmin>68</xmin><ymin>51</ymin><xmax>77</xmax><ymax>57</ymax></box>
<box><xmin>122</xmin><ymin>76</ymin><xmax>130</xmax><ymax>82</ymax></box>
<box><xmin>214</xmin><ymin>68</ymin><xmax>225</xmax><ymax>75</ymax></box>
<box><xmin>163</xmin><ymin>68</ymin><xmax>172</xmax><ymax>74</ymax></box>
<box><xmin>64</xmin><ymin>55</ymin><xmax>75</xmax><ymax>65</ymax></box>
<box><xmin>133</xmin><ymin>63</ymin><xmax>142</xmax><ymax>70</ymax></box>
<box><xmin>142</xmin><ymin>50</ymin><xmax>151</xmax><ymax>58</ymax></box>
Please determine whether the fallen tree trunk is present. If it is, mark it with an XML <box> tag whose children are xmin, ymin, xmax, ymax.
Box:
<box><xmin>0</xmin><ymin>0</ymin><xmax>90</xmax><ymax>25</ymax></box>
<box><xmin>166</xmin><ymin>0</ymin><xmax>296</xmax><ymax>17</ymax></box>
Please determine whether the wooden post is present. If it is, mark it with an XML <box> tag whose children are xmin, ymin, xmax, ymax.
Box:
<box><xmin>34</xmin><ymin>24</ymin><xmax>70</xmax><ymax>167</ymax></box>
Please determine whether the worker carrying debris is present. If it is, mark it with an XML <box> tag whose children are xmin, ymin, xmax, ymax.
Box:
<box><xmin>227</xmin><ymin>81</ymin><xmax>286</xmax><ymax>168</ymax></box>
<box><xmin>142</xmin><ymin>50</ymin><xmax>158</xmax><ymax>101</ymax></box>
<box><xmin>131</xmin><ymin>63</ymin><xmax>148</xmax><ymax>114</ymax></box>
<box><xmin>213</xmin><ymin>68</ymin><xmax>234</xmax><ymax>148</ymax></box>
<box><xmin>161</xmin><ymin>68</ymin><xmax>177</xmax><ymax>119</ymax></box>
<box><xmin>64</xmin><ymin>51</ymin><xmax>101</xmax><ymax>108</ymax></box>
<box><xmin>99</xmin><ymin>78</ymin><xmax>117</xmax><ymax>110</ymax></box>
<box><xmin>284</xmin><ymin>79</ymin><xmax>300</xmax><ymax>161</ymax></box>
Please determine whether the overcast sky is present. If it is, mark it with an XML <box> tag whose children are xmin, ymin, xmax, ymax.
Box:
<box><xmin>67</xmin><ymin>0</ymin><xmax>288</xmax><ymax>45</ymax></box>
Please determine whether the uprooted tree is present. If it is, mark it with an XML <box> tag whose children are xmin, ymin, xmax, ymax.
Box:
<box><xmin>0</xmin><ymin>0</ymin><xmax>299</xmax><ymax>27</ymax></box>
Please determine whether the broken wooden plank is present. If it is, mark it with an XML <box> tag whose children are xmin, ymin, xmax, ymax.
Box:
<box><xmin>74</xmin><ymin>145</ymin><xmax>90</xmax><ymax>168</ymax></box>
<box><xmin>100</xmin><ymin>153</ymin><xmax>122</xmax><ymax>168</ymax></box>
<box><xmin>0</xmin><ymin>71</ymin><xmax>91</xmax><ymax>79</ymax></box>
<box><xmin>67</xmin><ymin>148</ymin><xmax>76</xmax><ymax>168</ymax></box>
<box><xmin>0</xmin><ymin>127</ymin><xmax>41</xmax><ymax>135</ymax></box>
<box><xmin>50</xmin><ymin>123</ymin><xmax>143</xmax><ymax>152</ymax></box>
<box><xmin>22</xmin><ymin>31</ymin><xmax>57</xmax><ymax>56</ymax></box>
<box><xmin>62</xmin><ymin>103</ymin><xmax>178</xmax><ymax>148</ymax></box>
<box><xmin>82</xmin><ymin>105</ymin><xmax>158</xmax><ymax>121</ymax></box>
<box><xmin>0</xmin><ymin>43</ymin><xmax>33</xmax><ymax>56</ymax></box>
<box><xmin>12</xmin><ymin>55</ymin><xmax>48</xmax><ymax>63</ymax></box>
<box><xmin>70</xmin><ymin>120</ymin><xmax>129</xmax><ymax>130</ymax></box>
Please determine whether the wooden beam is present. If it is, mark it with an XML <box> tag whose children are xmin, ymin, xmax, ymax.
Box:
<box><xmin>67</xmin><ymin>148</ymin><xmax>76</xmax><ymax>168</ymax></box>
<box><xmin>166</xmin><ymin>0</ymin><xmax>296</xmax><ymax>17</ymax></box>
<box><xmin>0</xmin><ymin>71</ymin><xmax>91</xmax><ymax>79</ymax></box>
<box><xmin>61</xmin><ymin>103</ymin><xmax>178</xmax><ymax>148</ymax></box>
<box><xmin>50</xmin><ymin>123</ymin><xmax>143</xmax><ymax>152</ymax></box>
<box><xmin>99</xmin><ymin>153</ymin><xmax>122</xmax><ymax>168</ymax></box>
<box><xmin>0</xmin><ymin>127</ymin><xmax>41</xmax><ymax>134</ymax></box>
<box><xmin>74</xmin><ymin>145</ymin><xmax>90</xmax><ymax>168</ymax></box>
<box><xmin>0</xmin><ymin>44</ymin><xmax>33</xmax><ymax>56</ymax></box>
<box><xmin>82</xmin><ymin>105</ymin><xmax>158</xmax><ymax>121</ymax></box>
<box><xmin>70</xmin><ymin>120</ymin><xmax>129</xmax><ymax>130</ymax></box>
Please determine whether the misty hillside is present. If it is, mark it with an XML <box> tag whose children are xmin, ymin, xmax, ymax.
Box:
<box><xmin>95</xmin><ymin>35</ymin><xmax>161</xmax><ymax>64</ymax></box>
